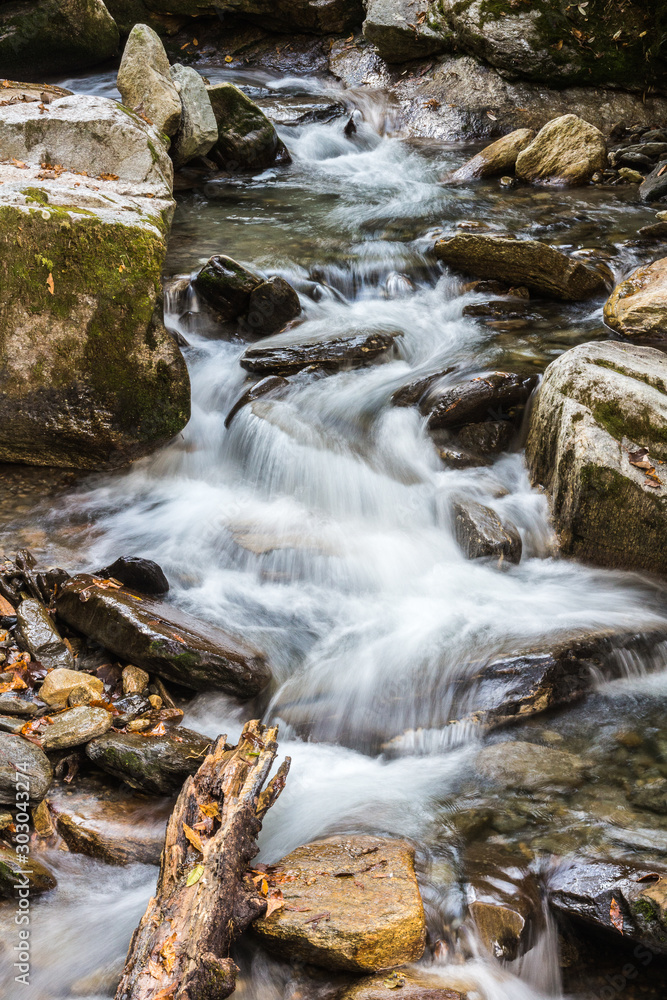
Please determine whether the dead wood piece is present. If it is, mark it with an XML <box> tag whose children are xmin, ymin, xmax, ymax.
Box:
<box><xmin>115</xmin><ymin>720</ymin><xmax>290</xmax><ymax>1000</ymax></box>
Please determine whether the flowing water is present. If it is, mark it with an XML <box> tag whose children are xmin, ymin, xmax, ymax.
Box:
<box><xmin>2</xmin><ymin>67</ymin><xmax>667</xmax><ymax>1000</ymax></box>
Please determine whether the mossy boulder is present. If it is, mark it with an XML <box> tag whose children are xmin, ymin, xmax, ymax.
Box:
<box><xmin>85</xmin><ymin>727</ymin><xmax>212</xmax><ymax>794</ymax></box>
<box><xmin>604</xmin><ymin>258</ymin><xmax>667</xmax><ymax>343</ymax></box>
<box><xmin>515</xmin><ymin>114</ymin><xmax>606</xmax><ymax>186</ymax></box>
<box><xmin>526</xmin><ymin>340</ymin><xmax>667</xmax><ymax>575</ymax></box>
<box><xmin>117</xmin><ymin>23</ymin><xmax>182</xmax><ymax>137</ymax></box>
<box><xmin>363</xmin><ymin>0</ymin><xmax>449</xmax><ymax>63</ymax></box>
<box><xmin>442</xmin><ymin>128</ymin><xmax>534</xmax><ymax>183</ymax></box>
<box><xmin>0</xmin><ymin>0</ymin><xmax>119</xmax><ymax>79</ymax></box>
<box><xmin>207</xmin><ymin>83</ymin><xmax>290</xmax><ymax>173</ymax></box>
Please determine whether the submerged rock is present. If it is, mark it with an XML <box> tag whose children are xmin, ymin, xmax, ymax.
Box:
<box><xmin>0</xmin><ymin>846</ymin><xmax>56</xmax><ymax>898</ymax></box>
<box><xmin>17</xmin><ymin>599</ymin><xmax>73</xmax><ymax>671</ymax></box>
<box><xmin>169</xmin><ymin>64</ymin><xmax>218</xmax><ymax>168</ymax></box>
<box><xmin>208</xmin><ymin>83</ymin><xmax>291</xmax><ymax>172</ymax></box>
<box><xmin>56</xmin><ymin>575</ymin><xmax>270</xmax><ymax>696</ymax></box>
<box><xmin>423</xmin><ymin>371</ymin><xmax>537</xmax><ymax>431</ymax></box>
<box><xmin>117</xmin><ymin>23</ymin><xmax>182</xmax><ymax>137</ymax></box>
<box><xmin>453</xmin><ymin>500</ymin><xmax>522</xmax><ymax>566</ymax></box>
<box><xmin>363</xmin><ymin>0</ymin><xmax>447</xmax><ymax>63</ymax></box>
<box><xmin>515</xmin><ymin>115</ymin><xmax>606</xmax><ymax>186</ymax></box>
<box><xmin>464</xmin><ymin>844</ymin><xmax>542</xmax><ymax>961</ymax></box>
<box><xmin>434</xmin><ymin>234</ymin><xmax>608</xmax><ymax>301</ymax></box>
<box><xmin>476</xmin><ymin>741</ymin><xmax>586</xmax><ymax>791</ymax></box>
<box><xmin>241</xmin><ymin>327</ymin><xmax>401</xmax><ymax>375</ymax></box>
<box><xmin>39</xmin><ymin>668</ymin><xmax>104</xmax><ymax>708</ymax></box>
<box><xmin>339</xmin><ymin>971</ymin><xmax>467</xmax><ymax>1000</ymax></box>
<box><xmin>86</xmin><ymin>728</ymin><xmax>212</xmax><ymax>794</ymax></box>
<box><xmin>443</xmin><ymin>129</ymin><xmax>535</xmax><ymax>183</ymax></box>
<box><xmin>253</xmin><ymin>835</ymin><xmax>425</xmax><ymax>972</ymax></box>
<box><xmin>526</xmin><ymin>341</ymin><xmax>667</xmax><ymax>574</ymax></box>
<box><xmin>40</xmin><ymin>707</ymin><xmax>113</xmax><ymax>750</ymax></box>
<box><xmin>225</xmin><ymin>376</ymin><xmax>289</xmax><ymax>429</ymax></box>
<box><xmin>98</xmin><ymin>556</ymin><xmax>170</xmax><ymax>595</ymax></box>
<box><xmin>0</xmin><ymin>735</ymin><xmax>53</xmax><ymax>805</ymax></box>
<box><xmin>604</xmin><ymin>258</ymin><xmax>667</xmax><ymax>342</ymax></box>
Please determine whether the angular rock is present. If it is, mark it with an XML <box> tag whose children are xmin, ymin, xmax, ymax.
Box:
<box><xmin>515</xmin><ymin>115</ymin><xmax>606</xmax><ymax>186</ymax></box>
<box><xmin>456</xmin><ymin>420</ymin><xmax>513</xmax><ymax>456</ymax></box>
<box><xmin>434</xmin><ymin>234</ymin><xmax>608</xmax><ymax>301</ymax></box>
<box><xmin>38</xmin><ymin>668</ymin><xmax>104</xmax><ymax>708</ymax></box>
<box><xmin>549</xmin><ymin>860</ymin><xmax>667</xmax><ymax>955</ymax></box>
<box><xmin>443</xmin><ymin>128</ymin><xmax>535</xmax><ymax>183</ymax></box>
<box><xmin>209</xmin><ymin>0</ymin><xmax>363</xmax><ymax>33</ymax></box>
<box><xmin>640</xmin><ymin>159</ymin><xmax>667</xmax><ymax>202</ymax></box>
<box><xmin>117</xmin><ymin>23</ymin><xmax>182</xmax><ymax>137</ymax></box>
<box><xmin>526</xmin><ymin>340</ymin><xmax>667</xmax><ymax>574</ymax></box>
<box><xmin>56</xmin><ymin>575</ymin><xmax>270</xmax><ymax>696</ymax></box>
<box><xmin>253</xmin><ymin>835</ymin><xmax>425</xmax><ymax>972</ymax></box>
<box><xmin>98</xmin><ymin>555</ymin><xmax>169</xmax><ymax>595</ymax></box>
<box><xmin>363</xmin><ymin>0</ymin><xmax>447</xmax><ymax>63</ymax></box>
<box><xmin>169</xmin><ymin>64</ymin><xmax>218</xmax><ymax>168</ymax></box>
<box><xmin>241</xmin><ymin>327</ymin><xmax>401</xmax><ymax>375</ymax></box>
<box><xmin>453</xmin><ymin>500</ymin><xmax>522</xmax><ymax>566</ymax></box>
<box><xmin>0</xmin><ymin>716</ymin><xmax>27</xmax><ymax>734</ymax></box>
<box><xmin>423</xmin><ymin>371</ymin><xmax>537</xmax><ymax>431</ymax></box>
<box><xmin>0</xmin><ymin>846</ymin><xmax>56</xmax><ymax>898</ymax></box>
<box><xmin>16</xmin><ymin>599</ymin><xmax>73</xmax><ymax>671</ymax></box>
<box><xmin>0</xmin><ymin>734</ymin><xmax>53</xmax><ymax>805</ymax></box>
<box><xmin>465</xmin><ymin>844</ymin><xmax>541</xmax><ymax>961</ymax></box>
<box><xmin>476</xmin><ymin>741</ymin><xmax>586</xmax><ymax>791</ymax></box>
<box><xmin>0</xmin><ymin>0</ymin><xmax>119</xmax><ymax>78</ymax></box>
<box><xmin>40</xmin><ymin>707</ymin><xmax>112</xmax><ymax>750</ymax></box>
<box><xmin>194</xmin><ymin>255</ymin><xmax>263</xmax><ymax>321</ymax></box>
<box><xmin>208</xmin><ymin>83</ymin><xmax>291</xmax><ymax>172</ymax></box>
<box><xmin>243</xmin><ymin>277</ymin><xmax>302</xmax><ymax>337</ymax></box>
<box><xmin>122</xmin><ymin>664</ymin><xmax>149</xmax><ymax>695</ymax></box>
<box><xmin>86</xmin><ymin>728</ymin><xmax>212</xmax><ymax>794</ymax></box>
<box><xmin>225</xmin><ymin>375</ymin><xmax>289</xmax><ymax>428</ymax></box>
<box><xmin>604</xmin><ymin>258</ymin><xmax>667</xmax><ymax>342</ymax></box>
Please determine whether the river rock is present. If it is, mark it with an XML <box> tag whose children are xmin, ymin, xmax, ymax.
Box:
<box><xmin>40</xmin><ymin>707</ymin><xmax>112</xmax><ymax>750</ymax></box>
<box><xmin>0</xmin><ymin>695</ymin><xmax>38</xmax><ymax>717</ymax></box>
<box><xmin>38</xmin><ymin>668</ymin><xmax>104</xmax><ymax>708</ymax></box>
<box><xmin>604</xmin><ymin>258</ymin><xmax>667</xmax><ymax>342</ymax></box>
<box><xmin>122</xmin><ymin>664</ymin><xmax>149</xmax><ymax>695</ymax></box>
<box><xmin>476</xmin><ymin>741</ymin><xmax>586</xmax><ymax>791</ymax></box>
<box><xmin>169</xmin><ymin>64</ymin><xmax>218</xmax><ymax>168</ymax></box>
<box><xmin>0</xmin><ymin>716</ymin><xmax>27</xmax><ymax>734</ymax></box>
<box><xmin>16</xmin><ymin>599</ymin><xmax>73</xmax><ymax>671</ymax></box>
<box><xmin>639</xmin><ymin>160</ymin><xmax>667</xmax><ymax>203</ymax></box>
<box><xmin>453</xmin><ymin>500</ymin><xmax>522</xmax><ymax>566</ymax></box>
<box><xmin>423</xmin><ymin>371</ymin><xmax>537</xmax><ymax>431</ymax></box>
<box><xmin>56</xmin><ymin>575</ymin><xmax>270</xmax><ymax>696</ymax></box>
<box><xmin>515</xmin><ymin>115</ymin><xmax>606</xmax><ymax>186</ymax></box>
<box><xmin>86</xmin><ymin>728</ymin><xmax>212</xmax><ymax>793</ymax></box>
<box><xmin>241</xmin><ymin>327</ymin><xmax>401</xmax><ymax>375</ymax></box>
<box><xmin>0</xmin><ymin>734</ymin><xmax>53</xmax><ymax>805</ymax></box>
<box><xmin>0</xmin><ymin>846</ymin><xmax>57</xmax><ymax>898</ymax></box>
<box><xmin>98</xmin><ymin>556</ymin><xmax>170</xmax><ymax>595</ymax></box>
<box><xmin>194</xmin><ymin>255</ymin><xmax>263</xmax><ymax>321</ymax></box>
<box><xmin>549</xmin><ymin>859</ymin><xmax>667</xmax><ymax>955</ymax></box>
<box><xmin>0</xmin><ymin>96</ymin><xmax>190</xmax><ymax>471</ymax></box>
<box><xmin>253</xmin><ymin>835</ymin><xmax>426</xmax><ymax>972</ymax></box>
<box><xmin>456</xmin><ymin>420</ymin><xmax>513</xmax><ymax>456</ymax></box>
<box><xmin>117</xmin><ymin>23</ymin><xmax>182</xmax><ymax>137</ymax></box>
<box><xmin>362</xmin><ymin>0</ymin><xmax>447</xmax><ymax>63</ymax></box>
<box><xmin>434</xmin><ymin>234</ymin><xmax>608</xmax><ymax>301</ymax></box>
<box><xmin>243</xmin><ymin>277</ymin><xmax>302</xmax><ymax>337</ymax></box>
<box><xmin>209</xmin><ymin>0</ymin><xmax>363</xmax><ymax>33</ymax></box>
<box><xmin>465</xmin><ymin>844</ymin><xmax>541</xmax><ymax>961</ymax></box>
<box><xmin>628</xmin><ymin>778</ymin><xmax>667</xmax><ymax>815</ymax></box>
<box><xmin>225</xmin><ymin>376</ymin><xmax>289</xmax><ymax>428</ymax></box>
<box><xmin>0</xmin><ymin>0</ymin><xmax>119</xmax><ymax>78</ymax></box>
<box><xmin>443</xmin><ymin>129</ymin><xmax>535</xmax><ymax>183</ymax></box>
<box><xmin>339</xmin><ymin>971</ymin><xmax>467</xmax><ymax>1000</ymax></box>
<box><xmin>207</xmin><ymin>83</ymin><xmax>290</xmax><ymax>172</ymax></box>
<box><xmin>526</xmin><ymin>341</ymin><xmax>667</xmax><ymax>574</ymax></box>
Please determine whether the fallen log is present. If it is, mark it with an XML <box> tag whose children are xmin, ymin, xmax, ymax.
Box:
<box><xmin>115</xmin><ymin>720</ymin><xmax>290</xmax><ymax>1000</ymax></box>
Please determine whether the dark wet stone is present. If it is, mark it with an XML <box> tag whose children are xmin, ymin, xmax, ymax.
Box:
<box><xmin>225</xmin><ymin>375</ymin><xmax>289</xmax><ymax>428</ymax></box>
<box><xmin>453</xmin><ymin>500</ymin><xmax>522</xmax><ymax>566</ymax></box>
<box><xmin>193</xmin><ymin>255</ymin><xmax>263</xmax><ymax>321</ymax></box>
<box><xmin>241</xmin><ymin>328</ymin><xmax>402</xmax><ymax>375</ymax></box>
<box><xmin>56</xmin><ymin>575</ymin><xmax>270</xmax><ymax>697</ymax></box>
<box><xmin>628</xmin><ymin>778</ymin><xmax>667</xmax><ymax>815</ymax></box>
<box><xmin>462</xmin><ymin>301</ymin><xmax>530</xmax><ymax>320</ymax></box>
<box><xmin>0</xmin><ymin>846</ymin><xmax>56</xmax><ymax>898</ymax></box>
<box><xmin>424</xmin><ymin>372</ymin><xmax>538</xmax><ymax>431</ymax></box>
<box><xmin>16</xmin><ymin>598</ymin><xmax>73</xmax><ymax>670</ymax></box>
<box><xmin>391</xmin><ymin>368</ymin><xmax>456</xmax><ymax>408</ymax></box>
<box><xmin>640</xmin><ymin>160</ymin><xmax>667</xmax><ymax>202</ymax></box>
<box><xmin>0</xmin><ymin>694</ymin><xmax>37</xmax><ymax>716</ymax></box>
<box><xmin>113</xmin><ymin>693</ymin><xmax>152</xmax><ymax>728</ymax></box>
<box><xmin>465</xmin><ymin>843</ymin><xmax>542</xmax><ymax>960</ymax></box>
<box><xmin>40</xmin><ymin>707</ymin><xmax>112</xmax><ymax>751</ymax></box>
<box><xmin>0</xmin><ymin>734</ymin><xmax>53</xmax><ymax>805</ymax></box>
<box><xmin>98</xmin><ymin>556</ymin><xmax>169</xmax><ymax>595</ymax></box>
<box><xmin>241</xmin><ymin>276</ymin><xmax>302</xmax><ymax>337</ymax></box>
<box><xmin>435</xmin><ymin>445</ymin><xmax>488</xmax><ymax>470</ymax></box>
<box><xmin>617</xmin><ymin>151</ymin><xmax>653</xmax><ymax>171</ymax></box>
<box><xmin>637</xmin><ymin>221</ymin><xmax>667</xmax><ymax>240</ymax></box>
<box><xmin>456</xmin><ymin>420</ymin><xmax>514</xmax><ymax>456</ymax></box>
<box><xmin>86</xmin><ymin>728</ymin><xmax>212</xmax><ymax>794</ymax></box>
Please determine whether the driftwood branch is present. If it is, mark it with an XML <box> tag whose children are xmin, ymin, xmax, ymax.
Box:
<box><xmin>115</xmin><ymin>720</ymin><xmax>290</xmax><ymax>1000</ymax></box>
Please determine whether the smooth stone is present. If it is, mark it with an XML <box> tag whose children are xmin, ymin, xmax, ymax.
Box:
<box><xmin>456</xmin><ymin>420</ymin><xmax>513</xmax><ymax>456</ymax></box>
<box><xmin>40</xmin><ymin>707</ymin><xmax>112</xmax><ymax>750</ymax></box>
<box><xmin>16</xmin><ymin>598</ymin><xmax>73</xmax><ymax>670</ymax></box>
<box><xmin>604</xmin><ymin>258</ymin><xmax>667</xmax><ymax>341</ymax></box>
<box><xmin>618</xmin><ymin>167</ymin><xmax>644</xmax><ymax>184</ymax></box>
<box><xmin>122</xmin><ymin>664</ymin><xmax>150</xmax><ymax>696</ymax></box>
<box><xmin>339</xmin><ymin>971</ymin><xmax>467</xmax><ymax>1000</ymax></box>
<box><xmin>98</xmin><ymin>556</ymin><xmax>170</xmax><ymax>595</ymax></box>
<box><xmin>0</xmin><ymin>695</ymin><xmax>38</xmax><ymax>716</ymax></box>
<box><xmin>253</xmin><ymin>835</ymin><xmax>426</xmax><ymax>973</ymax></box>
<box><xmin>628</xmin><ymin>778</ymin><xmax>667</xmax><ymax>815</ymax></box>
<box><xmin>169</xmin><ymin>64</ymin><xmax>218</xmax><ymax>168</ymax></box>
<box><xmin>113</xmin><ymin>693</ymin><xmax>152</xmax><ymax>727</ymax></box>
<box><xmin>476</xmin><ymin>740</ymin><xmax>586</xmax><ymax>790</ymax></box>
<box><xmin>55</xmin><ymin>789</ymin><xmax>166</xmax><ymax>865</ymax></box>
<box><xmin>515</xmin><ymin>114</ymin><xmax>606</xmax><ymax>186</ymax></box>
<box><xmin>424</xmin><ymin>371</ymin><xmax>538</xmax><ymax>431</ymax></box>
<box><xmin>0</xmin><ymin>734</ymin><xmax>53</xmax><ymax>805</ymax></box>
<box><xmin>117</xmin><ymin>23</ymin><xmax>182</xmax><ymax>137</ymax></box>
<box><xmin>241</xmin><ymin>327</ymin><xmax>402</xmax><ymax>375</ymax></box>
<box><xmin>640</xmin><ymin>159</ymin><xmax>667</xmax><ymax>202</ymax></box>
<box><xmin>443</xmin><ymin>128</ymin><xmax>535</xmax><ymax>183</ymax></box>
<box><xmin>194</xmin><ymin>255</ymin><xmax>263</xmax><ymax>321</ymax></box>
<box><xmin>242</xmin><ymin>277</ymin><xmax>302</xmax><ymax>338</ymax></box>
<box><xmin>39</xmin><ymin>668</ymin><xmax>104</xmax><ymax>708</ymax></box>
<box><xmin>0</xmin><ymin>846</ymin><xmax>56</xmax><ymax>898</ymax></box>
<box><xmin>453</xmin><ymin>500</ymin><xmax>522</xmax><ymax>566</ymax></box>
<box><xmin>0</xmin><ymin>0</ymin><xmax>118</xmax><ymax>78</ymax></box>
<box><xmin>0</xmin><ymin>716</ymin><xmax>26</xmax><ymax>734</ymax></box>
<box><xmin>86</xmin><ymin>728</ymin><xmax>212</xmax><ymax>794</ymax></box>
<box><xmin>465</xmin><ymin>843</ymin><xmax>541</xmax><ymax>961</ymax></box>
<box><xmin>637</xmin><ymin>222</ymin><xmax>667</xmax><ymax>239</ymax></box>
<box><xmin>224</xmin><ymin>376</ymin><xmax>289</xmax><ymax>429</ymax></box>
<box><xmin>208</xmin><ymin>82</ymin><xmax>291</xmax><ymax>172</ymax></box>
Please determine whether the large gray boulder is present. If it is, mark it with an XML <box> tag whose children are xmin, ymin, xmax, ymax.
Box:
<box><xmin>0</xmin><ymin>0</ymin><xmax>119</xmax><ymax>78</ymax></box>
<box><xmin>169</xmin><ymin>64</ymin><xmax>218</xmax><ymax>168</ymax></box>
<box><xmin>362</xmin><ymin>0</ymin><xmax>447</xmax><ymax>63</ymax></box>
<box><xmin>117</xmin><ymin>23</ymin><xmax>182</xmax><ymax>137</ymax></box>
<box><xmin>604</xmin><ymin>258</ymin><xmax>667</xmax><ymax>343</ymax></box>
<box><xmin>526</xmin><ymin>341</ymin><xmax>667</xmax><ymax>575</ymax></box>
<box><xmin>207</xmin><ymin>83</ymin><xmax>290</xmax><ymax>172</ymax></box>
<box><xmin>515</xmin><ymin>115</ymin><xmax>606</xmax><ymax>186</ymax></box>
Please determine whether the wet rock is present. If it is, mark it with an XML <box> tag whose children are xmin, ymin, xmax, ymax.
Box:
<box><xmin>339</xmin><ymin>970</ymin><xmax>467</xmax><ymax>1000</ymax></box>
<box><xmin>462</xmin><ymin>300</ymin><xmax>530</xmax><ymax>320</ymax></box>
<box><xmin>456</xmin><ymin>420</ymin><xmax>513</xmax><ymax>456</ymax></box>
<box><xmin>443</xmin><ymin>129</ymin><xmax>535</xmax><ymax>183</ymax></box>
<box><xmin>117</xmin><ymin>23</ymin><xmax>182</xmax><ymax>137</ymax></box>
<box><xmin>465</xmin><ymin>844</ymin><xmax>541</xmax><ymax>961</ymax></box>
<box><xmin>243</xmin><ymin>277</ymin><xmax>302</xmax><ymax>338</ymax></box>
<box><xmin>628</xmin><ymin>778</ymin><xmax>667</xmax><ymax>815</ymax></box>
<box><xmin>515</xmin><ymin>115</ymin><xmax>606</xmax><ymax>186</ymax></box>
<box><xmin>604</xmin><ymin>258</ymin><xmax>667</xmax><ymax>342</ymax></box>
<box><xmin>68</xmin><ymin>685</ymin><xmax>96</xmax><ymax>708</ymax></box>
<box><xmin>225</xmin><ymin>375</ymin><xmax>289</xmax><ymax>429</ymax></box>
<box><xmin>113</xmin><ymin>693</ymin><xmax>152</xmax><ymax>727</ymax></box>
<box><xmin>253</xmin><ymin>835</ymin><xmax>425</xmax><ymax>972</ymax></box>
<box><xmin>0</xmin><ymin>695</ymin><xmax>38</xmax><ymax>716</ymax></box>
<box><xmin>0</xmin><ymin>735</ymin><xmax>53</xmax><ymax>805</ymax></box>
<box><xmin>618</xmin><ymin>167</ymin><xmax>644</xmax><ymax>184</ymax></box>
<box><xmin>434</xmin><ymin>234</ymin><xmax>608</xmax><ymax>301</ymax></box>
<box><xmin>0</xmin><ymin>0</ymin><xmax>119</xmax><ymax>78</ymax></box>
<box><xmin>0</xmin><ymin>846</ymin><xmax>56</xmax><ymax>898</ymax></box>
<box><xmin>0</xmin><ymin>716</ymin><xmax>27</xmax><ymax>734</ymax></box>
<box><xmin>453</xmin><ymin>500</ymin><xmax>522</xmax><ymax>566</ymax></box>
<box><xmin>38</xmin><ymin>668</ymin><xmax>104</xmax><ymax>708</ymax></box>
<box><xmin>640</xmin><ymin>160</ymin><xmax>667</xmax><ymax>202</ymax></box>
<box><xmin>637</xmin><ymin>222</ymin><xmax>667</xmax><ymax>240</ymax></box>
<box><xmin>194</xmin><ymin>254</ymin><xmax>263</xmax><ymax>321</ymax></box>
<box><xmin>526</xmin><ymin>340</ymin><xmax>667</xmax><ymax>574</ymax></box>
<box><xmin>86</xmin><ymin>728</ymin><xmax>212</xmax><ymax>794</ymax></box>
<box><xmin>211</xmin><ymin>0</ymin><xmax>363</xmax><ymax>33</ymax></box>
<box><xmin>423</xmin><ymin>371</ymin><xmax>537</xmax><ymax>431</ymax></box>
<box><xmin>40</xmin><ymin>707</ymin><xmax>112</xmax><ymax>750</ymax></box>
<box><xmin>208</xmin><ymin>82</ymin><xmax>291</xmax><ymax>172</ymax></box>
<box><xmin>169</xmin><ymin>64</ymin><xmax>218</xmax><ymax>168</ymax></box>
<box><xmin>476</xmin><ymin>740</ymin><xmax>586</xmax><ymax>791</ymax></box>
<box><xmin>241</xmin><ymin>327</ymin><xmax>402</xmax><ymax>375</ymax></box>
<box><xmin>549</xmin><ymin>860</ymin><xmax>667</xmax><ymax>955</ymax></box>
<box><xmin>98</xmin><ymin>556</ymin><xmax>170</xmax><ymax>595</ymax></box>
<box><xmin>56</xmin><ymin>575</ymin><xmax>270</xmax><ymax>696</ymax></box>
<box><xmin>363</xmin><ymin>0</ymin><xmax>447</xmax><ymax>63</ymax></box>
<box><xmin>16</xmin><ymin>598</ymin><xmax>73</xmax><ymax>671</ymax></box>
<box><xmin>122</xmin><ymin>664</ymin><xmax>149</xmax><ymax>695</ymax></box>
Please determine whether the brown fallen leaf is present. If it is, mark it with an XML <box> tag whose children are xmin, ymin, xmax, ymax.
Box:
<box><xmin>628</xmin><ymin>447</ymin><xmax>652</xmax><ymax>469</ymax></box>
<box><xmin>46</xmin><ymin>272</ymin><xmax>54</xmax><ymax>295</ymax></box>
<box><xmin>0</xmin><ymin>593</ymin><xmax>15</xmax><ymax>615</ymax></box>
<box><xmin>636</xmin><ymin>873</ymin><xmax>661</xmax><ymax>883</ymax></box>
<box><xmin>264</xmin><ymin>891</ymin><xmax>284</xmax><ymax>918</ymax></box>
<box><xmin>182</xmin><ymin>822</ymin><xmax>204</xmax><ymax>853</ymax></box>
<box><xmin>610</xmin><ymin>897</ymin><xmax>623</xmax><ymax>933</ymax></box>
<box><xmin>305</xmin><ymin>911</ymin><xmax>330</xmax><ymax>925</ymax></box>
<box><xmin>159</xmin><ymin>933</ymin><xmax>177</xmax><ymax>974</ymax></box>
<box><xmin>199</xmin><ymin>801</ymin><xmax>221</xmax><ymax>820</ymax></box>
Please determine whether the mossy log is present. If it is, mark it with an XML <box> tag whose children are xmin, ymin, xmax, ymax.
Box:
<box><xmin>115</xmin><ymin>720</ymin><xmax>290</xmax><ymax>1000</ymax></box>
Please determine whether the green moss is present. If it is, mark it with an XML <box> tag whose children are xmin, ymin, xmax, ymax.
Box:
<box><xmin>593</xmin><ymin>357</ymin><xmax>667</xmax><ymax>395</ymax></box>
<box><xmin>23</xmin><ymin>188</ymin><xmax>49</xmax><ymax>205</ymax></box>
<box><xmin>633</xmin><ymin>897</ymin><xmax>660</xmax><ymax>923</ymax></box>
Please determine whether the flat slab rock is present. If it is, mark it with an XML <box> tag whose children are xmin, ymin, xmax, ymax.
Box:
<box><xmin>85</xmin><ymin>728</ymin><xmax>212</xmax><ymax>794</ymax></box>
<box><xmin>0</xmin><ymin>733</ymin><xmax>53</xmax><ymax>806</ymax></box>
<box><xmin>241</xmin><ymin>327</ymin><xmax>401</xmax><ymax>375</ymax></box>
<box><xmin>340</xmin><ymin>970</ymin><xmax>467</xmax><ymax>1000</ymax></box>
<box><xmin>55</xmin><ymin>575</ymin><xmax>270</xmax><ymax>697</ymax></box>
<box><xmin>476</xmin><ymin>740</ymin><xmax>587</xmax><ymax>791</ymax></box>
<box><xmin>40</xmin><ymin>706</ymin><xmax>112</xmax><ymax>751</ymax></box>
<box><xmin>253</xmin><ymin>835</ymin><xmax>426</xmax><ymax>972</ymax></box>
<box><xmin>604</xmin><ymin>257</ymin><xmax>667</xmax><ymax>342</ymax></box>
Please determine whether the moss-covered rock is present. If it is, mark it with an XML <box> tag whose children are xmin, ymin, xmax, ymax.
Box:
<box><xmin>363</xmin><ymin>0</ymin><xmax>449</xmax><ymax>63</ymax></box>
<box><xmin>207</xmin><ymin>83</ymin><xmax>291</xmax><ymax>172</ymax></box>
<box><xmin>515</xmin><ymin>114</ymin><xmax>606</xmax><ymax>186</ymax></box>
<box><xmin>526</xmin><ymin>340</ymin><xmax>667</xmax><ymax>575</ymax></box>
<box><xmin>0</xmin><ymin>0</ymin><xmax>119</xmax><ymax>79</ymax></box>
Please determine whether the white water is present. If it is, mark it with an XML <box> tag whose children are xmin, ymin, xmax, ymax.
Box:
<box><xmin>3</xmin><ymin>67</ymin><xmax>667</xmax><ymax>1000</ymax></box>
